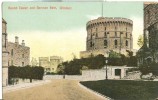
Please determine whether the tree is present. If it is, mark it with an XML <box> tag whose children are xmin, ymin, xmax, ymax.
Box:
<box><xmin>8</xmin><ymin>66</ymin><xmax>44</xmax><ymax>84</ymax></box>
<box><xmin>137</xmin><ymin>34</ymin><xmax>144</xmax><ymax>47</ymax></box>
<box><xmin>126</xmin><ymin>50</ymin><xmax>137</xmax><ymax>66</ymax></box>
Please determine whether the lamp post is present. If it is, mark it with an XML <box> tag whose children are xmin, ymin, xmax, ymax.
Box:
<box><xmin>105</xmin><ymin>51</ymin><xmax>109</xmax><ymax>80</ymax></box>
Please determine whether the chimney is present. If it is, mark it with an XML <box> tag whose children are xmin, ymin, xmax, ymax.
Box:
<box><xmin>15</xmin><ymin>36</ymin><xmax>19</xmax><ymax>44</ymax></box>
<box><xmin>22</xmin><ymin>40</ymin><xmax>25</xmax><ymax>46</ymax></box>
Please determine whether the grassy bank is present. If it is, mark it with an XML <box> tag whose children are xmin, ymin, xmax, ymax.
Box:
<box><xmin>80</xmin><ymin>80</ymin><xmax>158</xmax><ymax>100</ymax></box>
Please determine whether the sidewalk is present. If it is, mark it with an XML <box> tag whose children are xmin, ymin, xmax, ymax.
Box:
<box><xmin>3</xmin><ymin>80</ymin><xmax>51</xmax><ymax>93</ymax></box>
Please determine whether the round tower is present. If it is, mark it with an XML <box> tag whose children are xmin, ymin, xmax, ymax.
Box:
<box><xmin>86</xmin><ymin>17</ymin><xmax>133</xmax><ymax>52</ymax></box>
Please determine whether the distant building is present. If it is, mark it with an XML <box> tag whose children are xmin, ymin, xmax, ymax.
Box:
<box><xmin>80</xmin><ymin>17</ymin><xmax>136</xmax><ymax>58</ymax></box>
<box><xmin>39</xmin><ymin>56</ymin><xmax>63</xmax><ymax>73</ymax></box>
<box><xmin>137</xmin><ymin>3</ymin><xmax>158</xmax><ymax>66</ymax></box>
<box><xmin>8</xmin><ymin>37</ymin><xmax>30</xmax><ymax>67</ymax></box>
<box><xmin>31</xmin><ymin>57</ymin><xmax>38</xmax><ymax>66</ymax></box>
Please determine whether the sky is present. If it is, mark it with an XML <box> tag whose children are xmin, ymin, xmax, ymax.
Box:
<box><xmin>2</xmin><ymin>1</ymin><xmax>143</xmax><ymax>61</ymax></box>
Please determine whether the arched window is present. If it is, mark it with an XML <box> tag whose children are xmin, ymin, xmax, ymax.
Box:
<box><xmin>90</xmin><ymin>41</ymin><xmax>93</xmax><ymax>47</ymax></box>
<box><xmin>115</xmin><ymin>40</ymin><xmax>117</xmax><ymax>48</ymax></box>
<box><xmin>104</xmin><ymin>40</ymin><xmax>108</xmax><ymax>47</ymax></box>
<box><xmin>104</xmin><ymin>32</ymin><xmax>107</xmax><ymax>37</ymax></box>
<box><xmin>115</xmin><ymin>40</ymin><xmax>117</xmax><ymax>45</ymax></box>
<box><xmin>96</xmin><ymin>33</ymin><xmax>98</xmax><ymax>37</ymax></box>
<box><xmin>126</xmin><ymin>40</ymin><xmax>128</xmax><ymax>46</ymax></box>
<box><xmin>126</xmin><ymin>32</ymin><xmax>128</xmax><ymax>38</ymax></box>
<box><xmin>96</xmin><ymin>28</ymin><xmax>98</xmax><ymax>32</ymax></box>
<box><xmin>11</xmin><ymin>49</ymin><xmax>13</xmax><ymax>56</ymax></box>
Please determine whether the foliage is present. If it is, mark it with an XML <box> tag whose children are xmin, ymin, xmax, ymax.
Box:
<box><xmin>56</xmin><ymin>64</ymin><xmax>65</xmax><ymax>75</ymax></box>
<box><xmin>8</xmin><ymin>66</ymin><xmax>44</xmax><ymax>84</ymax></box>
<box><xmin>46</xmin><ymin>72</ymin><xmax>57</xmax><ymax>75</ymax></box>
<box><xmin>126</xmin><ymin>50</ymin><xmax>137</xmax><ymax>66</ymax></box>
<box><xmin>58</xmin><ymin>51</ymin><xmax>138</xmax><ymax>75</ymax></box>
<box><xmin>139</xmin><ymin>64</ymin><xmax>151</xmax><ymax>75</ymax></box>
<box><xmin>139</xmin><ymin>62</ymin><xmax>158</xmax><ymax>76</ymax></box>
<box><xmin>59</xmin><ymin>54</ymin><xmax>105</xmax><ymax>75</ymax></box>
<box><xmin>137</xmin><ymin>34</ymin><xmax>144</xmax><ymax>47</ymax></box>
<box><xmin>80</xmin><ymin>80</ymin><xmax>158</xmax><ymax>100</ymax></box>
<box><xmin>150</xmin><ymin>63</ymin><xmax>158</xmax><ymax>76</ymax></box>
<box><xmin>126</xmin><ymin>68</ymin><xmax>139</xmax><ymax>73</ymax></box>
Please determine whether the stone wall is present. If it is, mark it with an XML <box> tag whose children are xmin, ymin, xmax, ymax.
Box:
<box><xmin>86</xmin><ymin>17</ymin><xmax>133</xmax><ymax>51</ymax></box>
<box><xmin>7</xmin><ymin>41</ymin><xmax>30</xmax><ymax>67</ymax></box>
<box><xmin>123</xmin><ymin>71</ymin><xmax>141</xmax><ymax>80</ymax></box>
<box><xmin>81</xmin><ymin>17</ymin><xmax>134</xmax><ymax>58</ymax></box>
<box><xmin>44</xmin><ymin>66</ymin><xmax>133</xmax><ymax>81</ymax></box>
<box><xmin>80</xmin><ymin>48</ymin><xmax>137</xmax><ymax>58</ymax></box>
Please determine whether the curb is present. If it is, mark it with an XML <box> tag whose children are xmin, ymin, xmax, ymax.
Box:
<box><xmin>78</xmin><ymin>82</ymin><xmax>113</xmax><ymax>100</ymax></box>
<box><xmin>3</xmin><ymin>80</ymin><xmax>51</xmax><ymax>93</ymax></box>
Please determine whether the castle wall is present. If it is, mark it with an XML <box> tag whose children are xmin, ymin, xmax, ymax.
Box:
<box><xmin>81</xmin><ymin>17</ymin><xmax>134</xmax><ymax>58</ymax></box>
<box><xmin>144</xmin><ymin>3</ymin><xmax>158</xmax><ymax>50</ymax></box>
<box><xmin>86</xmin><ymin>17</ymin><xmax>133</xmax><ymax>51</ymax></box>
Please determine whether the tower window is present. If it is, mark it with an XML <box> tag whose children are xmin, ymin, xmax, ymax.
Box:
<box><xmin>115</xmin><ymin>40</ymin><xmax>117</xmax><ymax>48</ymax></box>
<box><xmin>104</xmin><ymin>32</ymin><xmax>107</xmax><ymax>37</ymax></box>
<box><xmin>104</xmin><ymin>40</ymin><xmax>108</xmax><ymax>47</ymax></box>
<box><xmin>11</xmin><ymin>49</ymin><xmax>13</xmax><ymax>56</ymax></box>
<box><xmin>96</xmin><ymin>28</ymin><xmax>98</xmax><ymax>32</ymax></box>
<box><xmin>126</xmin><ymin>40</ymin><xmax>128</xmax><ymax>46</ymax></box>
<box><xmin>115</xmin><ymin>32</ymin><xmax>117</xmax><ymax>37</ymax></box>
<box><xmin>96</xmin><ymin>33</ymin><xmax>98</xmax><ymax>37</ymax></box>
<box><xmin>105</xmin><ymin>27</ymin><xmax>106</xmax><ymax>30</ymax></box>
<box><xmin>22</xmin><ymin>62</ymin><xmax>24</xmax><ymax>67</ymax></box>
<box><xmin>126</xmin><ymin>32</ymin><xmax>128</xmax><ymax>38</ymax></box>
<box><xmin>90</xmin><ymin>41</ymin><xmax>93</xmax><ymax>47</ymax></box>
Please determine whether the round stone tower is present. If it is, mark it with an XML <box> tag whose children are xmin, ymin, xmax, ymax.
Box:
<box><xmin>86</xmin><ymin>17</ymin><xmax>133</xmax><ymax>53</ymax></box>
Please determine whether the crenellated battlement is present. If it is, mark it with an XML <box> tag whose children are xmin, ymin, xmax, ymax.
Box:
<box><xmin>86</xmin><ymin>17</ymin><xmax>133</xmax><ymax>29</ymax></box>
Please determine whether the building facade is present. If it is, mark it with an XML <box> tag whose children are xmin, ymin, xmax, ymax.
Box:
<box><xmin>8</xmin><ymin>37</ymin><xmax>30</xmax><ymax>67</ymax></box>
<box><xmin>2</xmin><ymin>18</ymin><xmax>30</xmax><ymax>86</ymax></box>
<box><xmin>2</xmin><ymin>18</ymin><xmax>9</xmax><ymax>86</ymax></box>
<box><xmin>39</xmin><ymin>56</ymin><xmax>63</xmax><ymax>73</ymax></box>
<box><xmin>137</xmin><ymin>3</ymin><xmax>158</xmax><ymax>66</ymax></box>
<box><xmin>80</xmin><ymin>17</ymin><xmax>134</xmax><ymax>58</ymax></box>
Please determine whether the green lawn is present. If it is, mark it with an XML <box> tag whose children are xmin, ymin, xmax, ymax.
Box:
<box><xmin>80</xmin><ymin>80</ymin><xmax>158</xmax><ymax>100</ymax></box>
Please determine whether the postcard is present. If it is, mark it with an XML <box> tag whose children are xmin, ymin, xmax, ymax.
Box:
<box><xmin>2</xmin><ymin>1</ymin><xmax>158</xmax><ymax>100</ymax></box>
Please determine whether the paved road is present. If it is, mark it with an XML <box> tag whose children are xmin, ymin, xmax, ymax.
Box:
<box><xmin>3</xmin><ymin>79</ymin><xmax>107</xmax><ymax>100</ymax></box>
